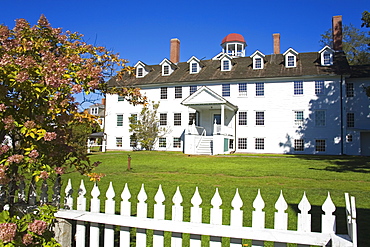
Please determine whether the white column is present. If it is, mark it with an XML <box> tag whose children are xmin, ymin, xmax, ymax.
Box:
<box><xmin>221</xmin><ymin>105</ymin><xmax>225</xmax><ymax>135</ymax></box>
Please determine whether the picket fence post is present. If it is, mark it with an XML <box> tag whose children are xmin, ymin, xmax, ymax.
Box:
<box><xmin>90</xmin><ymin>183</ymin><xmax>100</xmax><ymax>247</ymax></box>
<box><xmin>230</xmin><ymin>189</ymin><xmax>243</xmax><ymax>246</ymax></box>
<box><xmin>120</xmin><ymin>183</ymin><xmax>131</xmax><ymax>247</ymax></box>
<box><xmin>190</xmin><ymin>187</ymin><xmax>202</xmax><ymax>247</ymax></box>
<box><xmin>104</xmin><ymin>182</ymin><xmax>115</xmax><ymax>246</ymax></box>
<box><xmin>76</xmin><ymin>180</ymin><xmax>86</xmax><ymax>247</ymax></box>
<box><xmin>153</xmin><ymin>185</ymin><xmax>165</xmax><ymax>246</ymax></box>
<box><xmin>136</xmin><ymin>184</ymin><xmax>147</xmax><ymax>246</ymax></box>
<box><xmin>252</xmin><ymin>189</ymin><xmax>265</xmax><ymax>247</ymax></box>
<box><xmin>171</xmin><ymin>186</ymin><xmax>183</xmax><ymax>247</ymax></box>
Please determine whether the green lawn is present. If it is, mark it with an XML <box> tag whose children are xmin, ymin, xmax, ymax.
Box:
<box><xmin>62</xmin><ymin>151</ymin><xmax>370</xmax><ymax>246</ymax></box>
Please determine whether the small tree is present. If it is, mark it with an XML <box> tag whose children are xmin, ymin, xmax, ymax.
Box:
<box><xmin>0</xmin><ymin>15</ymin><xmax>145</xmax><ymax>246</ymax></box>
<box><xmin>129</xmin><ymin>101</ymin><xmax>167</xmax><ymax>150</ymax></box>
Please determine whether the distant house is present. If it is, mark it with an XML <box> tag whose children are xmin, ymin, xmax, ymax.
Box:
<box><xmin>87</xmin><ymin>99</ymin><xmax>106</xmax><ymax>152</ymax></box>
<box><xmin>88</xmin><ymin>99</ymin><xmax>105</xmax><ymax>129</ymax></box>
<box><xmin>105</xmin><ymin>16</ymin><xmax>370</xmax><ymax>155</ymax></box>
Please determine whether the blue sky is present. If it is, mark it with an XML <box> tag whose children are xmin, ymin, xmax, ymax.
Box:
<box><xmin>1</xmin><ymin>0</ymin><xmax>368</xmax><ymax>106</ymax></box>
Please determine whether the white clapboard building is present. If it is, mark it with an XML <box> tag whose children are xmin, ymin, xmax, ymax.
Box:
<box><xmin>104</xmin><ymin>16</ymin><xmax>370</xmax><ymax>155</ymax></box>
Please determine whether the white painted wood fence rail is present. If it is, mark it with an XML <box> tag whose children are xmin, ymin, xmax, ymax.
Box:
<box><xmin>55</xmin><ymin>179</ymin><xmax>357</xmax><ymax>247</ymax></box>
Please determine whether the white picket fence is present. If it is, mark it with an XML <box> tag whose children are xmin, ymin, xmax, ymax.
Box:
<box><xmin>55</xmin><ymin>179</ymin><xmax>357</xmax><ymax>247</ymax></box>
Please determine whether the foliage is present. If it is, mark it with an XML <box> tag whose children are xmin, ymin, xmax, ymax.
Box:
<box><xmin>128</xmin><ymin>101</ymin><xmax>166</xmax><ymax>150</ymax></box>
<box><xmin>320</xmin><ymin>24</ymin><xmax>370</xmax><ymax>65</ymax></box>
<box><xmin>0</xmin><ymin>15</ymin><xmax>145</xmax><ymax>245</ymax></box>
<box><xmin>362</xmin><ymin>10</ymin><xmax>370</xmax><ymax>28</ymax></box>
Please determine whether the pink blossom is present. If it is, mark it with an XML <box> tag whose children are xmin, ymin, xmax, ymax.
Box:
<box><xmin>43</xmin><ymin>132</ymin><xmax>57</xmax><ymax>141</ymax></box>
<box><xmin>28</xmin><ymin>220</ymin><xmax>47</xmax><ymax>235</ymax></box>
<box><xmin>39</xmin><ymin>171</ymin><xmax>49</xmax><ymax>180</ymax></box>
<box><xmin>54</xmin><ymin>167</ymin><xmax>66</xmax><ymax>175</ymax></box>
<box><xmin>0</xmin><ymin>145</ymin><xmax>10</xmax><ymax>155</ymax></box>
<box><xmin>2</xmin><ymin>115</ymin><xmax>14</xmax><ymax>130</ymax></box>
<box><xmin>0</xmin><ymin>223</ymin><xmax>17</xmax><ymax>243</ymax></box>
<box><xmin>22</xmin><ymin>233</ymin><xmax>33</xmax><ymax>245</ymax></box>
<box><xmin>0</xmin><ymin>165</ymin><xmax>9</xmax><ymax>184</ymax></box>
<box><xmin>28</xmin><ymin>150</ymin><xmax>39</xmax><ymax>158</ymax></box>
<box><xmin>7</xmin><ymin>154</ymin><xmax>24</xmax><ymax>164</ymax></box>
<box><xmin>0</xmin><ymin>104</ymin><xmax>6</xmax><ymax>111</ymax></box>
<box><xmin>24</xmin><ymin>120</ymin><xmax>36</xmax><ymax>129</ymax></box>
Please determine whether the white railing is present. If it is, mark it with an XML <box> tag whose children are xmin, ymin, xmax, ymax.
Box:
<box><xmin>55</xmin><ymin>179</ymin><xmax>357</xmax><ymax>247</ymax></box>
<box><xmin>195</xmin><ymin>128</ymin><xmax>207</xmax><ymax>149</ymax></box>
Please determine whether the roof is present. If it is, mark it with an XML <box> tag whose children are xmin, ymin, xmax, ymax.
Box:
<box><xmin>221</xmin><ymin>33</ymin><xmax>246</xmax><ymax>44</ymax></box>
<box><xmin>349</xmin><ymin>64</ymin><xmax>370</xmax><ymax>78</ymax></box>
<box><xmin>108</xmin><ymin>52</ymin><xmax>350</xmax><ymax>88</ymax></box>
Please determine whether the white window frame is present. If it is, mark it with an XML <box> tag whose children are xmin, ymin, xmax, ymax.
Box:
<box><xmin>238</xmin><ymin>138</ymin><xmax>247</xmax><ymax>149</ymax></box>
<box><xmin>294</xmin><ymin>139</ymin><xmax>304</xmax><ymax>151</ymax></box>
<box><xmin>159</xmin><ymin>137</ymin><xmax>166</xmax><ymax>148</ymax></box>
<box><xmin>315</xmin><ymin>139</ymin><xmax>326</xmax><ymax>152</ymax></box>
<box><xmin>222</xmin><ymin>84</ymin><xmax>230</xmax><ymax>97</ymax></box>
<box><xmin>90</xmin><ymin>107</ymin><xmax>98</xmax><ymax>115</ymax></box>
<box><xmin>116</xmin><ymin>137</ymin><xmax>123</xmax><ymax>147</ymax></box>
<box><xmin>175</xmin><ymin>86</ymin><xmax>182</xmax><ymax>99</ymax></box>
<box><xmin>256</xmin><ymin>111</ymin><xmax>264</xmax><ymax>126</ymax></box>
<box><xmin>173</xmin><ymin>137</ymin><xmax>181</xmax><ymax>148</ymax></box>
<box><xmin>255</xmin><ymin>138</ymin><xmax>265</xmax><ymax>150</ymax></box>
<box><xmin>315</xmin><ymin>110</ymin><xmax>326</xmax><ymax>127</ymax></box>
<box><xmin>116</xmin><ymin>114</ymin><xmax>123</xmax><ymax>127</ymax></box>
<box><xmin>315</xmin><ymin>81</ymin><xmax>324</xmax><ymax>95</ymax></box>
<box><xmin>160</xmin><ymin>113</ymin><xmax>167</xmax><ymax>126</ymax></box>
<box><xmin>239</xmin><ymin>111</ymin><xmax>247</xmax><ymax>125</ymax></box>
<box><xmin>319</xmin><ymin>46</ymin><xmax>334</xmax><ymax>66</ymax></box>
<box><xmin>221</xmin><ymin>58</ymin><xmax>231</xmax><ymax>71</ymax></box>
<box><xmin>256</xmin><ymin>82</ymin><xmax>264</xmax><ymax>96</ymax></box>
<box><xmin>283</xmin><ymin>48</ymin><xmax>298</xmax><ymax>68</ymax></box>
<box><xmin>174</xmin><ymin>113</ymin><xmax>181</xmax><ymax>126</ymax></box>
<box><xmin>239</xmin><ymin>83</ymin><xmax>247</xmax><ymax>97</ymax></box>
<box><xmin>190</xmin><ymin>62</ymin><xmax>199</xmax><ymax>74</ymax></box>
<box><xmin>294</xmin><ymin>81</ymin><xmax>303</xmax><ymax>95</ymax></box>
<box><xmin>294</xmin><ymin>110</ymin><xmax>304</xmax><ymax>126</ymax></box>
<box><xmin>190</xmin><ymin>85</ymin><xmax>197</xmax><ymax>95</ymax></box>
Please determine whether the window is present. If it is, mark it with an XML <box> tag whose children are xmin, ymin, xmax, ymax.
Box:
<box><xmin>130</xmin><ymin>135</ymin><xmax>137</xmax><ymax>148</ymax></box>
<box><xmin>255</xmin><ymin>138</ymin><xmax>265</xmax><ymax>150</ymax></box>
<box><xmin>222</xmin><ymin>84</ymin><xmax>230</xmax><ymax>97</ymax></box>
<box><xmin>255</xmin><ymin>57</ymin><xmax>262</xmax><ymax>69</ymax></box>
<box><xmin>346</xmin><ymin>134</ymin><xmax>353</xmax><ymax>142</ymax></box>
<box><xmin>315</xmin><ymin>110</ymin><xmax>326</xmax><ymax>126</ymax></box>
<box><xmin>256</xmin><ymin>111</ymin><xmax>264</xmax><ymax>126</ymax></box>
<box><xmin>315</xmin><ymin>139</ymin><xmax>326</xmax><ymax>152</ymax></box>
<box><xmin>189</xmin><ymin>113</ymin><xmax>196</xmax><ymax>125</ymax></box>
<box><xmin>173</xmin><ymin>138</ymin><xmax>181</xmax><ymax>148</ymax></box>
<box><xmin>160</xmin><ymin>87</ymin><xmax>167</xmax><ymax>99</ymax></box>
<box><xmin>287</xmin><ymin>55</ymin><xmax>295</xmax><ymax>67</ymax></box>
<box><xmin>239</xmin><ymin>83</ymin><xmax>247</xmax><ymax>96</ymax></box>
<box><xmin>163</xmin><ymin>65</ymin><xmax>170</xmax><ymax>75</ymax></box>
<box><xmin>159</xmin><ymin>138</ymin><xmax>166</xmax><ymax>148</ymax></box>
<box><xmin>239</xmin><ymin>112</ymin><xmax>247</xmax><ymax>125</ymax></box>
<box><xmin>90</xmin><ymin>107</ymin><xmax>98</xmax><ymax>115</ymax></box>
<box><xmin>116</xmin><ymin>137</ymin><xmax>122</xmax><ymax>147</ymax></box>
<box><xmin>191</xmin><ymin>62</ymin><xmax>198</xmax><ymax>73</ymax></box>
<box><xmin>315</xmin><ymin>81</ymin><xmax>324</xmax><ymax>95</ymax></box>
<box><xmin>346</xmin><ymin>83</ymin><xmax>354</xmax><ymax>97</ymax></box>
<box><xmin>229</xmin><ymin>139</ymin><xmax>234</xmax><ymax>149</ymax></box>
<box><xmin>294</xmin><ymin>139</ymin><xmax>304</xmax><ymax>151</ymax></box>
<box><xmin>323</xmin><ymin>53</ymin><xmax>331</xmax><ymax>65</ymax></box>
<box><xmin>256</xmin><ymin>82</ymin><xmax>264</xmax><ymax>96</ymax></box>
<box><xmin>222</xmin><ymin>60</ymin><xmax>230</xmax><ymax>71</ymax></box>
<box><xmin>174</xmin><ymin>113</ymin><xmax>181</xmax><ymax>126</ymax></box>
<box><xmin>294</xmin><ymin>111</ymin><xmax>304</xmax><ymax>125</ymax></box>
<box><xmin>130</xmin><ymin>114</ymin><xmax>137</xmax><ymax>124</ymax></box>
<box><xmin>294</xmin><ymin>81</ymin><xmax>303</xmax><ymax>95</ymax></box>
<box><xmin>238</xmin><ymin>138</ymin><xmax>247</xmax><ymax>149</ymax></box>
<box><xmin>347</xmin><ymin>113</ymin><xmax>355</xmax><ymax>128</ymax></box>
<box><xmin>175</xmin><ymin>86</ymin><xmax>182</xmax><ymax>99</ymax></box>
<box><xmin>190</xmin><ymin>85</ymin><xmax>197</xmax><ymax>95</ymax></box>
<box><xmin>137</xmin><ymin>67</ymin><xmax>143</xmax><ymax>77</ymax></box>
<box><xmin>117</xmin><ymin>114</ymin><xmax>123</xmax><ymax>126</ymax></box>
<box><xmin>118</xmin><ymin>96</ymin><xmax>125</xmax><ymax>101</ymax></box>
<box><xmin>160</xmin><ymin>113</ymin><xmax>167</xmax><ymax>126</ymax></box>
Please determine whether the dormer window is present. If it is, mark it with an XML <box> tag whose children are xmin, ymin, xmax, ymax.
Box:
<box><xmin>283</xmin><ymin>48</ymin><xmax>298</xmax><ymax>68</ymax></box>
<box><xmin>187</xmin><ymin>56</ymin><xmax>201</xmax><ymax>74</ymax></box>
<box><xmin>223</xmin><ymin>60</ymin><xmax>230</xmax><ymax>71</ymax></box>
<box><xmin>319</xmin><ymin>46</ymin><xmax>334</xmax><ymax>66</ymax></box>
<box><xmin>251</xmin><ymin>50</ymin><xmax>265</xmax><ymax>70</ymax></box>
<box><xmin>134</xmin><ymin>61</ymin><xmax>149</xmax><ymax>78</ymax></box>
<box><xmin>219</xmin><ymin>54</ymin><xmax>232</xmax><ymax>71</ymax></box>
<box><xmin>160</xmin><ymin>58</ymin><xmax>175</xmax><ymax>76</ymax></box>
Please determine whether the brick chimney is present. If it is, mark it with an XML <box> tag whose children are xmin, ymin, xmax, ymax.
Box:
<box><xmin>273</xmin><ymin>33</ymin><xmax>280</xmax><ymax>54</ymax></box>
<box><xmin>101</xmin><ymin>98</ymin><xmax>106</xmax><ymax>105</ymax></box>
<box><xmin>170</xmin><ymin>38</ymin><xmax>180</xmax><ymax>64</ymax></box>
<box><xmin>332</xmin><ymin>15</ymin><xmax>343</xmax><ymax>51</ymax></box>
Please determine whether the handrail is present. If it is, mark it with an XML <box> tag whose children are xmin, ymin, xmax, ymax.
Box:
<box><xmin>195</xmin><ymin>128</ymin><xmax>206</xmax><ymax>149</ymax></box>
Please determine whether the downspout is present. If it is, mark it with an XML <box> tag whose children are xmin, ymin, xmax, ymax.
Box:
<box><xmin>234</xmin><ymin>110</ymin><xmax>237</xmax><ymax>153</ymax></box>
<box><xmin>340</xmin><ymin>75</ymin><xmax>344</xmax><ymax>155</ymax></box>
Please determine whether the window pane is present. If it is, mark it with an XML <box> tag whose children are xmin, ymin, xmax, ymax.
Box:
<box><xmin>255</xmin><ymin>58</ymin><xmax>262</xmax><ymax>68</ymax></box>
<box><xmin>255</xmin><ymin>138</ymin><xmax>265</xmax><ymax>150</ymax></box>
<box><xmin>223</xmin><ymin>60</ymin><xmax>230</xmax><ymax>71</ymax></box>
<box><xmin>116</xmin><ymin>137</ymin><xmax>122</xmax><ymax>147</ymax></box>
<box><xmin>294</xmin><ymin>111</ymin><xmax>304</xmax><ymax>125</ymax></box>
<box><xmin>190</xmin><ymin>86</ymin><xmax>197</xmax><ymax>95</ymax></box>
<box><xmin>173</xmin><ymin>138</ymin><xmax>181</xmax><ymax>148</ymax></box>
<box><xmin>287</xmin><ymin>56</ymin><xmax>295</xmax><ymax>67</ymax></box>
<box><xmin>137</xmin><ymin>67</ymin><xmax>143</xmax><ymax>77</ymax></box>
<box><xmin>222</xmin><ymin>84</ymin><xmax>230</xmax><ymax>97</ymax></box>
<box><xmin>256</xmin><ymin>112</ymin><xmax>264</xmax><ymax>125</ymax></box>
<box><xmin>315</xmin><ymin>111</ymin><xmax>326</xmax><ymax>126</ymax></box>
<box><xmin>160</xmin><ymin>113</ymin><xmax>167</xmax><ymax>126</ymax></box>
<box><xmin>315</xmin><ymin>139</ymin><xmax>326</xmax><ymax>152</ymax></box>
<box><xmin>160</xmin><ymin>87</ymin><xmax>167</xmax><ymax>99</ymax></box>
<box><xmin>315</xmin><ymin>81</ymin><xmax>324</xmax><ymax>95</ymax></box>
<box><xmin>175</xmin><ymin>86</ymin><xmax>182</xmax><ymax>99</ymax></box>
<box><xmin>346</xmin><ymin>83</ymin><xmax>354</xmax><ymax>97</ymax></box>
<box><xmin>256</xmin><ymin>82</ymin><xmax>264</xmax><ymax>96</ymax></box>
<box><xmin>191</xmin><ymin>63</ymin><xmax>198</xmax><ymax>73</ymax></box>
<box><xmin>347</xmin><ymin>113</ymin><xmax>354</xmax><ymax>128</ymax></box>
<box><xmin>189</xmin><ymin>113</ymin><xmax>196</xmax><ymax>125</ymax></box>
<box><xmin>239</xmin><ymin>112</ymin><xmax>247</xmax><ymax>125</ymax></box>
<box><xmin>294</xmin><ymin>139</ymin><xmax>304</xmax><ymax>151</ymax></box>
<box><xmin>117</xmin><ymin>115</ymin><xmax>123</xmax><ymax>126</ymax></box>
<box><xmin>174</xmin><ymin>113</ymin><xmax>181</xmax><ymax>126</ymax></box>
<box><xmin>159</xmin><ymin>138</ymin><xmax>166</xmax><ymax>148</ymax></box>
<box><xmin>118</xmin><ymin>96</ymin><xmax>125</xmax><ymax>101</ymax></box>
<box><xmin>238</xmin><ymin>138</ymin><xmax>247</xmax><ymax>149</ymax></box>
<box><xmin>130</xmin><ymin>135</ymin><xmax>137</xmax><ymax>148</ymax></box>
<box><xmin>163</xmin><ymin>65</ymin><xmax>169</xmax><ymax>75</ymax></box>
<box><xmin>294</xmin><ymin>81</ymin><xmax>303</xmax><ymax>95</ymax></box>
<box><xmin>239</xmin><ymin>83</ymin><xmax>247</xmax><ymax>96</ymax></box>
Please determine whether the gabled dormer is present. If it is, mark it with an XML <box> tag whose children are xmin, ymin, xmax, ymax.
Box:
<box><xmin>318</xmin><ymin>46</ymin><xmax>334</xmax><ymax>66</ymax></box>
<box><xmin>159</xmin><ymin>58</ymin><xmax>176</xmax><ymax>76</ymax></box>
<box><xmin>134</xmin><ymin>61</ymin><xmax>149</xmax><ymax>78</ymax></box>
<box><xmin>250</xmin><ymin>50</ymin><xmax>265</xmax><ymax>69</ymax></box>
<box><xmin>219</xmin><ymin>54</ymin><xmax>233</xmax><ymax>71</ymax></box>
<box><xmin>283</xmin><ymin>48</ymin><xmax>299</xmax><ymax>68</ymax></box>
<box><xmin>187</xmin><ymin>56</ymin><xmax>201</xmax><ymax>74</ymax></box>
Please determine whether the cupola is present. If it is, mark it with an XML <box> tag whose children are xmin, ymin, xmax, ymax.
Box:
<box><xmin>221</xmin><ymin>33</ymin><xmax>247</xmax><ymax>58</ymax></box>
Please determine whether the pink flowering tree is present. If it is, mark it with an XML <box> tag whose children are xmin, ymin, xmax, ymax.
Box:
<box><xmin>0</xmin><ymin>15</ymin><xmax>145</xmax><ymax>245</ymax></box>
